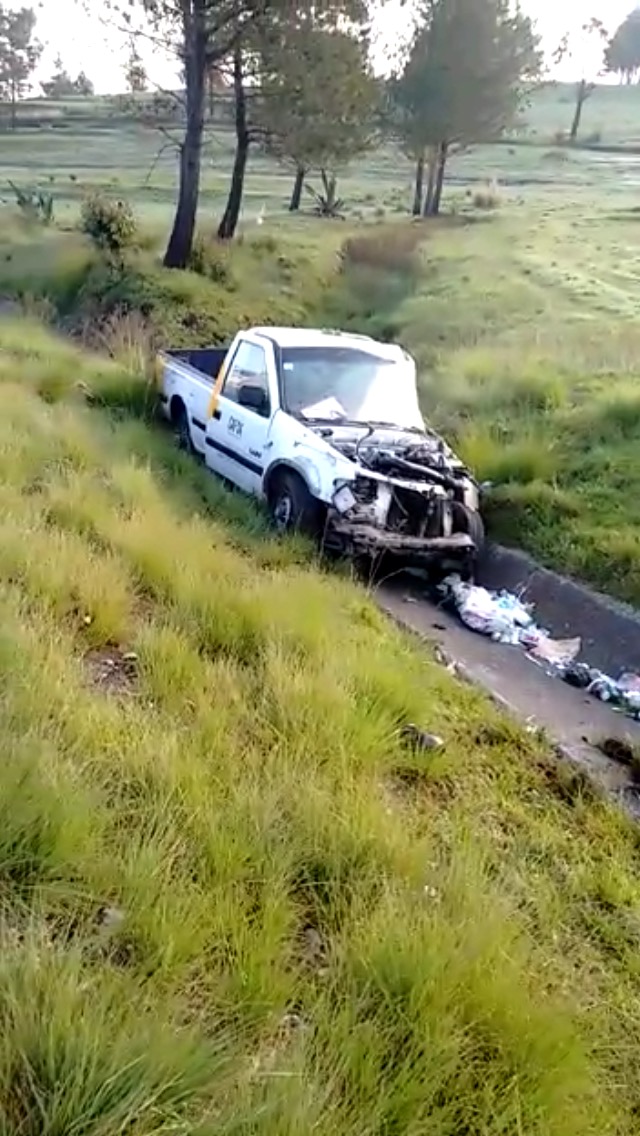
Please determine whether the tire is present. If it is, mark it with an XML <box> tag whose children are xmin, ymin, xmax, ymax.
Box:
<box><xmin>452</xmin><ymin>501</ymin><xmax>485</xmax><ymax>552</ymax></box>
<box><xmin>268</xmin><ymin>470</ymin><xmax>323</xmax><ymax>537</ymax></box>
<box><xmin>172</xmin><ymin>400</ymin><xmax>194</xmax><ymax>455</ymax></box>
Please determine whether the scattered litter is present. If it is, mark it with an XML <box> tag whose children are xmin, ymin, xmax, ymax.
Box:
<box><xmin>400</xmin><ymin>724</ymin><xmax>444</xmax><ymax>751</ymax></box>
<box><xmin>563</xmin><ymin>663</ymin><xmax>593</xmax><ymax>690</ymax></box>
<box><xmin>83</xmin><ymin>647</ymin><xmax>138</xmax><ymax>697</ymax></box>
<box><xmin>618</xmin><ymin>673</ymin><xmax>640</xmax><ymax>696</ymax></box>
<box><xmin>440</xmin><ymin>576</ymin><xmax>579</xmax><ymax>657</ymax></box>
<box><xmin>562</xmin><ymin>666</ymin><xmax>640</xmax><ymax>720</ymax></box>
<box><xmin>445</xmin><ymin>577</ymin><xmax>534</xmax><ymax>641</ymax></box>
<box><xmin>530</xmin><ymin>636</ymin><xmax>581</xmax><ymax>668</ymax></box>
<box><xmin>439</xmin><ymin>575</ymin><xmax>639</xmax><ymax>724</ymax></box>
<box><xmin>98</xmin><ymin>905</ymin><xmax>125</xmax><ymax>933</ymax></box>
<box><xmin>597</xmin><ymin>737</ymin><xmax>637</xmax><ymax>768</ymax></box>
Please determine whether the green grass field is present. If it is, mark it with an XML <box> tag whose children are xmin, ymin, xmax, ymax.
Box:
<box><xmin>1</xmin><ymin>86</ymin><xmax>640</xmax><ymax>1131</ymax></box>
<box><xmin>2</xmin><ymin>317</ymin><xmax>640</xmax><ymax>1133</ymax></box>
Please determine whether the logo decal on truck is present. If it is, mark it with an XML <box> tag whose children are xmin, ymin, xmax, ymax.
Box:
<box><xmin>228</xmin><ymin>416</ymin><xmax>243</xmax><ymax>438</ymax></box>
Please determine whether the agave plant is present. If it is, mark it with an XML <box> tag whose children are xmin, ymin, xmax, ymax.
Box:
<box><xmin>8</xmin><ymin>181</ymin><xmax>54</xmax><ymax>226</ymax></box>
<box><xmin>306</xmin><ymin>169</ymin><xmax>345</xmax><ymax>218</ymax></box>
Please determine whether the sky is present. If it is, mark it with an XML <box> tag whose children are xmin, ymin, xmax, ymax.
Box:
<box><xmin>18</xmin><ymin>0</ymin><xmax>640</xmax><ymax>94</ymax></box>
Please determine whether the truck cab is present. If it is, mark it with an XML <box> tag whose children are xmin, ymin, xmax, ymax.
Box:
<box><xmin>158</xmin><ymin>326</ymin><xmax>483</xmax><ymax>574</ymax></box>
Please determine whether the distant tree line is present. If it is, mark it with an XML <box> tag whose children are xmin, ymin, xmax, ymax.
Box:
<box><xmin>106</xmin><ymin>0</ymin><xmax>540</xmax><ymax>267</ymax></box>
<box><xmin>552</xmin><ymin>9</ymin><xmax>640</xmax><ymax>145</ymax></box>
<box><xmin>0</xmin><ymin>3</ymin><xmax>41</xmax><ymax>127</ymax></box>
<box><xmin>10</xmin><ymin>0</ymin><xmax>640</xmax><ymax>270</ymax></box>
<box><xmin>41</xmin><ymin>55</ymin><xmax>94</xmax><ymax>98</ymax></box>
<box><xmin>0</xmin><ymin>4</ymin><xmax>94</xmax><ymax>128</ymax></box>
<box><xmin>605</xmin><ymin>8</ymin><xmax>640</xmax><ymax>83</ymax></box>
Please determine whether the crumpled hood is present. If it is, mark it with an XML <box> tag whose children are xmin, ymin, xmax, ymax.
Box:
<box><xmin>310</xmin><ymin>422</ymin><xmax>443</xmax><ymax>452</ymax></box>
<box><xmin>310</xmin><ymin>422</ymin><xmax>466</xmax><ymax>477</ymax></box>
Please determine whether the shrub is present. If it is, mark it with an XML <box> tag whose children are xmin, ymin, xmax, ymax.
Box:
<box><xmin>249</xmin><ymin>232</ymin><xmax>279</xmax><ymax>256</ymax></box>
<box><xmin>80</xmin><ymin>194</ymin><xmax>137</xmax><ymax>257</ymax></box>
<box><xmin>188</xmin><ymin>236</ymin><xmax>234</xmax><ymax>285</ymax></box>
<box><xmin>472</xmin><ymin>180</ymin><xmax>501</xmax><ymax>210</ymax></box>
<box><xmin>341</xmin><ymin>226</ymin><xmax>424</xmax><ymax>276</ymax></box>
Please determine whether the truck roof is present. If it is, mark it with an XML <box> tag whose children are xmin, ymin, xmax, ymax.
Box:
<box><xmin>251</xmin><ymin>326</ymin><xmax>399</xmax><ymax>354</ymax></box>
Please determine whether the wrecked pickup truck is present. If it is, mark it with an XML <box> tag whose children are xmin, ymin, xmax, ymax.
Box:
<box><xmin>157</xmin><ymin>326</ymin><xmax>484</xmax><ymax>573</ymax></box>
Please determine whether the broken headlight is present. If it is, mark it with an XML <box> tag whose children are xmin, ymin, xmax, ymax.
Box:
<box><xmin>352</xmin><ymin>476</ymin><xmax>378</xmax><ymax>504</ymax></box>
<box><xmin>332</xmin><ymin>483</ymin><xmax>357</xmax><ymax>514</ymax></box>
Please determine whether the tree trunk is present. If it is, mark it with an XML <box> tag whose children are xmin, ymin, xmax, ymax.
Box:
<box><xmin>289</xmin><ymin>165</ymin><xmax>305</xmax><ymax>212</ymax></box>
<box><xmin>217</xmin><ymin>49</ymin><xmax>250</xmax><ymax>241</ymax></box>
<box><xmin>422</xmin><ymin>148</ymin><xmax>437</xmax><ymax>217</ymax></box>
<box><xmin>431</xmin><ymin>141</ymin><xmax>449</xmax><ymax>215</ymax></box>
<box><xmin>10</xmin><ymin>82</ymin><xmax>16</xmax><ymax>130</ymax></box>
<box><xmin>412</xmin><ymin>153</ymin><xmax>424</xmax><ymax>216</ymax></box>
<box><xmin>570</xmin><ymin>80</ymin><xmax>587</xmax><ymax>143</ymax></box>
<box><xmin>163</xmin><ymin>0</ymin><xmax>206</xmax><ymax>269</ymax></box>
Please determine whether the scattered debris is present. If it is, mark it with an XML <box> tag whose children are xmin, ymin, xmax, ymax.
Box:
<box><xmin>439</xmin><ymin>576</ymin><xmax>639</xmax><ymax>724</ymax></box>
<box><xmin>400</xmin><ymin>724</ymin><xmax>444</xmax><ymax>752</ymax></box>
<box><xmin>444</xmin><ymin>578</ymin><xmax>535</xmax><ymax>642</ymax></box>
<box><xmin>563</xmin><ymin>663</ymin><xmax>593</xmax><ymax>690</ymax></box>
<box><xmin>530</xmin><ymin>636</ymin><xmax>581</xmax><ymax>668</ymax></box>
<box><xmin>597</xmin><ymin>737</ymin><xmax>637</xmax><ymax>769</ymax></box>
<box><xmin>562</xmin><ymin>666</ymin><xmax>640</xmax><ymax>721</ymax></box>
<box><xmin>83</xmin><ymin>648</ymin><xmax>138</xmax><ymax>696</ymax></box>
<box><xmin>299</xmin><ymin>925</ymin><xmax>328</xmax><ymax>973</ymax></box>
<box><xmin>97</xmin><ymin>904</ymin><xmax>126</xmax><ymax>933</ymax></box>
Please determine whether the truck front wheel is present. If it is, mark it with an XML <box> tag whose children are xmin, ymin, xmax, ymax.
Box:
<box><xmin>452</xmin><ymin>502</ymin><xmax>485</xmax><ymax>552</ymax></box>
<box><xmin>268</xmin><ymin>471</ymin><xmax>324</xmax><ymax>537</ymax></box>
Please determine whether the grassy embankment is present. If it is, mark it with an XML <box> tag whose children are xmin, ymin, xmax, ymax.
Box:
<box><xmin>3</xmin><ymin>314</ymin><xmax>640</xmax><ymax>1132</ymax></box>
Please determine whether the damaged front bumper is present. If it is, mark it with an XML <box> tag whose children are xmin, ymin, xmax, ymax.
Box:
<box><xmin>327</xmin><ymin>519</ymin><xmax>476</xmax><ymax>566</ymax></box>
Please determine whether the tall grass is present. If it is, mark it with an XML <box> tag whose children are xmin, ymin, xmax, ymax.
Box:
<box><xmin>0</xmin><ymin>317</ymin><xmax>639</xmax><ymax>1131</ymax></box>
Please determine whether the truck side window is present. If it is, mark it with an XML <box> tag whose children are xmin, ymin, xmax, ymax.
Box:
<box><xmin>223</xmin><ymin>342</ymin><xmax>270</xmax><ymax>414</ymax></box>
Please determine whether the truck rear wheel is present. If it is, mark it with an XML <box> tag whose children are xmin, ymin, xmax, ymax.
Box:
<box><xmin>171</xmin><ymin>400</ymin><xmax>194</xmax><ymax>455</ymax></box>
<box><xmin>268</xmin><ymin>470</ymin><xmax>324</xmax><ymax>537</ymax></box>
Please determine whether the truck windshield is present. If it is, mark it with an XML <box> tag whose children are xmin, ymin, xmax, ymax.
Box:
<box><xmin>280</xmin><ymin>345</ymin><xmax>423</xmax><ymax>430</ymax></box>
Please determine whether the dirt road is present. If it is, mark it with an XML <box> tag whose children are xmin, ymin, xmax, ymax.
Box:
<box><xmin>376</xmin><ymin>557</ymin><xmax>640</xmax><ymax>815</ymax></box>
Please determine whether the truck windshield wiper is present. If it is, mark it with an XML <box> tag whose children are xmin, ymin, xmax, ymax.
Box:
<box><xmin>303</xmin><ymin>417</ymin><xmax>423</xmax><ymax>434</ymax></box>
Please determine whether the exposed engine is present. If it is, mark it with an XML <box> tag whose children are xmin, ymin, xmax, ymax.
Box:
<box><xmin>312</xmin><ymin>424</ymin><xmax>482</xmax><ymax>567</ymax></box>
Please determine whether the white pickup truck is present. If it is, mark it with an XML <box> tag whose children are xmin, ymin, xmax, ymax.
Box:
<box><xmin>157</xmin><ymin>326</ymin><xmax>484</xmax><ymax>574</ymax></box>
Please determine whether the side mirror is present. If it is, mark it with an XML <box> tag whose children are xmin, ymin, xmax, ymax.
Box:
<box><xmin>238</xmin><ymin>383</ymin><xmax>269</xmax><ymax>416</ymax></box>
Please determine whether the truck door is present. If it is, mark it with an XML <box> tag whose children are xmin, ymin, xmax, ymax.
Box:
<box><xmin>204</xmin><ymin>337</ymin><xmax>275</xmax><ymax>496</ymax></box>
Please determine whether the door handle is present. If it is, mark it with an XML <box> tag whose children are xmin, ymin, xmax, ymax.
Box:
<box><xmin>212</xmin><ymin>409</ymin><xmax>221</xmax><ymax>420</ymax></box>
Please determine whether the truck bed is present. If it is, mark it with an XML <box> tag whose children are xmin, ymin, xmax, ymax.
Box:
<box><xmin>167</xmin><ymin>347</ymin><xmax>229</xmax><ymax>380</ymax></box>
